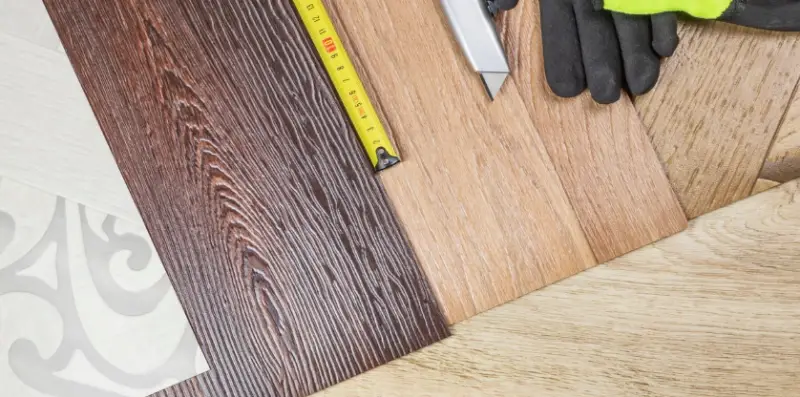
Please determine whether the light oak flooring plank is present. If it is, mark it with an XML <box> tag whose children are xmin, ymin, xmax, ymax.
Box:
<box><xmin>326</xmin><ymin>0</ymin><xmax>597</xmax><ymax>324</ymax></box>
<box><xmin>752</xmin><ymin>178</ymin><xmax>783</xmax><ymax>195</ymax></box>
<box><xmin>319</xmin><ymin>178</ymin><xmax>800</xmax><ymax>397</ymax></box>
<box><xmin>636</xmin><ymin>21</ymin><xmax>800</xmax><ymax>218</ymax></box>
<box><xmin>499</xmin><ymin>0</ymin><xmax>687</xmax><ymax>263</ymax></box>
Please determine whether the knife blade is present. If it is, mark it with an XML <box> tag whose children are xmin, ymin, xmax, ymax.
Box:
<box><xmin>441</xmin><ymin>0</ymin><xmax>516</xmax><ymax>100</ymax></box>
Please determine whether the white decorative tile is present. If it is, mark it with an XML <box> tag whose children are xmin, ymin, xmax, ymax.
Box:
<box><xmin>0</xmin><ymin>31</ymin><xmax>143</xmax><ymax>226</ymax></box>
<box><xmin>0</xmin><ymin>177</ymin><xmax>209</xmax><ymax>397</ymax></box>
<box><xmin>0</xmin><ymin>0</ymin><xmax>61</xmax><ymax>50</ymax></box>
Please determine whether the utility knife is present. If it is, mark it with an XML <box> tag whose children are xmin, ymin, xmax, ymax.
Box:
<box><xmin>441</xmin><ymin>0</ymin><xmax>518</xmax><ymax>100</ymax></box>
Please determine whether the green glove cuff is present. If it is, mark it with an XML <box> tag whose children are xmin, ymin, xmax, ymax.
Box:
<box><xmin>595</xmin><ymin>0</ymin><xmax>733</xmax><ymax>19</ymax></box>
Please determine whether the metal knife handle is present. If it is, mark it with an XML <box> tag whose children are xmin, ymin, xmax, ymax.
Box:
<box><xmin>440</xmin><ymin>0</ymin><xmax>510</xmax><ymax>74</ymax></box>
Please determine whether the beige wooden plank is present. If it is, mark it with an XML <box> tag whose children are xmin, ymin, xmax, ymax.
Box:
<box><xmin>326</xmin><ymin>0</ymin><xmax>597</xmax><ymax>324</ymax></box>
<box><xmin>636</xmin><ymin>22</ymin><xmax>800</xmax><ymax>218</ymax></box>
<box><xmin>499</xmin><ymin>0</ymin><xmax>687</xmax><ymax>262</ymax></box>
<box><xmin>757</xmin><ymin>85</ymin><xmax>800</xmax><ymax>192</ymax></box>
<box><xmin>318</xmin><ymin>178</ymin><xmax>800</xmax><ymax>397</ymax></box>
<box><xmin>752</xmin><ymin>177</ymin><xmax>782</xmax><ymax>195</ymax></box>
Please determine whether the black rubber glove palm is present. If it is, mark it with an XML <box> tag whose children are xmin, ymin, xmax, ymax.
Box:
<box><xmin>540</xmin><ymin>0</ymin><xmax>679</xmax><ymax>104</ymax></box>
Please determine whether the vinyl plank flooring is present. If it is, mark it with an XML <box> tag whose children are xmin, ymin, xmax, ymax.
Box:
<box><xmin>498</xmin><ymin>0</ymin><xmax>687</xmax><ymax>262</ymax></box>
<box><xmin>326</xmin><ymin>0</ymin><xmax>597</xmax><ymax>324</ymax></box>
<box><xmin>45</xmin><ymin>1</ymin><xmax>449</xmax><ymax>397</ymax></box>
<box><xmin>635</xmin><ymin>22</ymin><xmax>800</xmax><ymax>218</ymax></box>
<box><xmin>754</xmin><ymin>83</ymin><xmax>800</xmax><ymax>194</ymax></box>
<box><xmin>319</xmin><ymin>179</ymin><xmax>800</xmax><ymax>397</ymax></box>
<box><xmin>153</xmin><ymin>377</ymin><xmax>205</xmax><ymax>397</ymax></box>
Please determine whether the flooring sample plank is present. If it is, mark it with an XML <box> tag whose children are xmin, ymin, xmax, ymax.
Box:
<box><xmin>635</xmin><ymin>22</ymin><xmax>800</xmax><ymax>218</ymax></box>
<box><xmin>0</xmin><ymin>175</ymin><xmax>208</xmax><ymax>397</ymax></box>
<box><xmin>152</xmin><ymin>377</ymin><xmax>205</xmax><ymax>397</ymax></box>
<box><xmin>45</xmin><ymin>1</ymin><xmax>449</xmax><ymax>397</ymax></box>
<box><xmin>755</xmin><ymin>84</ymin><xmax>800</xmax><ymax>194</ymax></box>
<box><xmin>319</xmin><ymin>178</ymin><xmax>800</xmax><ymax>397</ymax></box>
<box><xmin>325</xmin><ymin>0</ymin><xmax>597</xmax><ymax>324</ymax></box>
<box><xmin>0</xmin><ymin>31</ymin><xmax>141</xmax><ymax>226</ymax></box>
<box><xmin>0</xmin><ymin>0</ymin><xmax>61</xmax><ymax>50</ymax></box>
<box><xmin>498</xmin><ymin>0</ymin><xmax>687</xmax><ymax>262</ymax></box>
<box><xmin>751</xmin><ymin>178</ymin><xmax>782</xmax><ymax>195</ymax></box>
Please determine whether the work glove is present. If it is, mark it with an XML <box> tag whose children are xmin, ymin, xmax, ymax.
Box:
<box><xmin>540</xmin><ymin>0</ymin><xmax>679</xmax><ymax>104</ymax></box>
<box><xmin>595</xmin><ymin>0</ymin><xmax>800</xmax><ymax>31</ymax></box>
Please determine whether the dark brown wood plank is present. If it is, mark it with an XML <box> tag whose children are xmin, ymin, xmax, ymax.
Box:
<box><xmin>44</xmin><ymin>1</ymin><xmax>449</xmax><ymax>396</ymax></box>
<box><xmin>154</xmin><ymin>377</ymin><xmax>206</xmax><ymax>397</ymax></box>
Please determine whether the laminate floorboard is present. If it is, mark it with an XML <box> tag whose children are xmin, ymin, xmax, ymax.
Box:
<box><xmin>319</xmin><ymin>179</ymin><xmax>800</xmax><ymax>397</ymax></box>
<box><xmin>497</xmin><ymin>0</ymin><xmax>687</xmax><ymax>262</ymax></box>
<box><xmin>44</xmin><ymin>1</ymin><xmax>449</xmax><ymax>396</ymax></box>
<box><xmin>326</xmin><ymin>0</ymin><xmax>597</xmax><ymax>324</ymax></box>
<box><xmin>636</xmin><ymin>22</ymin><xmax>800</xmax><ymax>218</ymax></box>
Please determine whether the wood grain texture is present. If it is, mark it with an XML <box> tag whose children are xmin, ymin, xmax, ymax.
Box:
<box><xmin>154</xmin><ymin>378</ymin><xmax>205</xmax><ymax>397</ymax></box>
<box><xmin>751</xmin><ymin>177</ymin><xmax>782</xmax><ymax>195</ymax></box>
<box><xmin>498</xmin><ymin>0</ymin><xmax>687</xmax><ymax>263</ymax></box>
<box><xmin>45</xmin><ymin>1</ymin><xmax>449</xmax><ymax>396</ymax></box>
<box><xmin>636</xmin><ymin>21</ymin><xmax>800</xmax><ymax>218</ymax></box>
<box><xmin>325</xmin><ymin>0</ymin><xmax>597</xmax><ymax>324</ymax></box>
<box><xmin>757</xmin><ymin>82</ymin><xmax>800</xmax><ymax>192</ymax></box>
<box><xmin>318</xmin><ymin>178</ymin><xmax>800</xmax><ymax>397</ymax></box>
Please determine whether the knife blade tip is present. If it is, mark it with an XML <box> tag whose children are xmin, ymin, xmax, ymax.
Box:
<box><xmin>481</xmin><ymin>72</ymin><xmax>508</xmax><ymax>100</ymax></box>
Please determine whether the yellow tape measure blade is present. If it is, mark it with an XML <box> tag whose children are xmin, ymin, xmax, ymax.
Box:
<box><xmin>293</xmin><ymin>0</ymin><xmax>400</xmax><ymax>172</ymax></box>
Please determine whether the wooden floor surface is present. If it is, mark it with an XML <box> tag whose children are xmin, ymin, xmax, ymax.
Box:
<box><xmin>757</xmin><ymin>87</ymin><xmax>800</xmax><ymax>193</ymax></box>
<box><xmin>328</xmin><ymin>0</ymin><xmax>686</xmax><ymax>324</ymax></box>
<box><xmin>45</xmin><ymin>1</ymin><xmax>448</xmax><ymax>396</ymax></box>
<box><xmin>636</xmin><ymin>22</ymin><xmax>800</xmax><ymax>218</ymax></box>
<box><xmin>327</xmin><ymin>0</ymin><xmax>596</xmax><ymax>324</ymax></box>
<box><xmin>4</xmin><ymin>2</ymin><xmax>800</xmax><ymax>396</ymax></box>
<box><xmin>499</xmin><ymin>0</ymin><xmax>687</xmax><ymax>263</ymax></box>
<box><xmin>317</xmin><ymin>179</ymin><xmax>800</xmax><ymax>397</ymax></box>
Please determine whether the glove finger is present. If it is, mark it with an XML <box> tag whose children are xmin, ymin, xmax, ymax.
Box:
<box><xmin>573</xmin><ymin>0</ymin><xmax>623</xmax><ymax>104</ymax></box>
<box><xmin>540</xmin><ymin>0</ymin><xmax>585</xmax><ymax>98</ymax></box>
<box><xmin>611</xmin><ymin>12</ymin><xmax>661</xmax><ymax>96</ymax></box>
<box><xmin>650</xmin><ymin>13</ymin><xmax>678</xmax><ymax>57</ymax></box>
